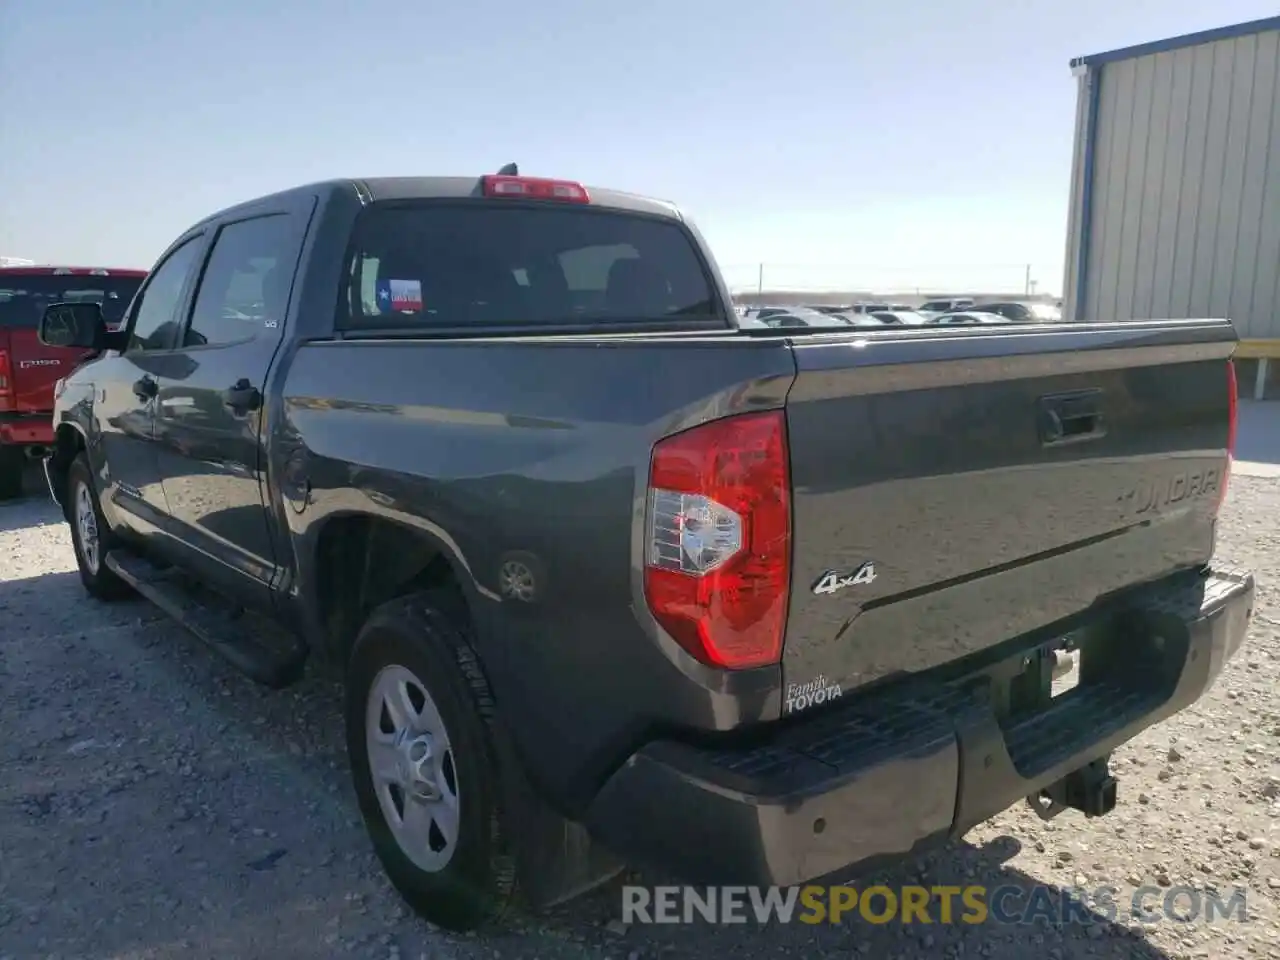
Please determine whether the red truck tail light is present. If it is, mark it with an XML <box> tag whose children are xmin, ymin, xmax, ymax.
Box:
<box><xmin>1220</xmin><ymin>359</ymin><xmax>1238</xmax><ymax>509</ymax></box>
<box><xmin>480</xmin><ymin>175</ymin><xmax>590</xmax><ymax>203</ymax></box>
<box><xmin>0</xmin><ymin>350</ymin><xmax>12</xmax><ymax>412</ymax></box>
<box><xmin>643</xmin><ymin>410</ymin><xmax>791</xmax><ymax>670</ymax></box>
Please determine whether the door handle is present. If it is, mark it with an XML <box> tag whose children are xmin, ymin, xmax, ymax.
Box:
<box><xmin>132</xmin><ymin>375</ymin><xmax>158</xmax><ymax>401</ymax></box>
<box><xmin>222</xmin><ymin>378</ymin><xmax>262</xmax><ymax>413</ymax></box>
<box><xmin>1038</xmin><ymin>389</ymin><xmax>1105</xmax><ymax>445</ymax></box>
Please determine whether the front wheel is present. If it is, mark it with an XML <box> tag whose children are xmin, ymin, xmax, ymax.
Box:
<box><xmin>345</xmin><ymin>591</ymin><xmax>516</xmax><ymax>931</ymax></box>
<box><xmin>66</xmin><ymin>454</ymin><xmax>131</xmax><ymax>600</ymax></box>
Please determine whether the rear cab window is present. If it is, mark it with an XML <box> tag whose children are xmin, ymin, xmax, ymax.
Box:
<box><xmin>339</xmin><ymin>202</ymin><xmax>729</xmax><ymax>332</ymax></box>
<box><xmin>0</xmin><ymin>273</ymin><xmax>145</xmax><ymax>328</ymax></box>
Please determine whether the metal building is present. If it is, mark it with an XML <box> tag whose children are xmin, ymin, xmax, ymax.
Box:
<box><xmin>1062</xmin><ymin>15</ymin><xmax>1280</xmax><ymax>398</ymax></box>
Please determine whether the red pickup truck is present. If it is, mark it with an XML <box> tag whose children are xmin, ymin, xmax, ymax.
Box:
<box><xmin>0</xmin><ymin>266</ymin><xmax>146</xmax><ymax>499</ymax></box>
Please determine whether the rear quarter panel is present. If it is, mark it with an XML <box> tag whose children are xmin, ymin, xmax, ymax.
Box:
<box><xmin>277</xmin><ymin>334</ymin><xmax>795</xmax><ymax>810</ymax></box>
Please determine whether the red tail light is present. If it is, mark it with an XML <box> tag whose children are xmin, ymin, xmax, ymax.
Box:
<box><xmin>0</xmin><ymin>350</ymin><xmax>12</xmax><ymax>412</ymax></box>
<box><xmin>480</xmin><ymin>175</ymin><xmax>590</xmax><ymax>203</ymax></box>
<box><xmin>643</xmin><ymin>410</ymin><xmax>791</xmax><ymax>670</ymax></box>
<box><xmin>1220</xmin><ymin>359</ymin><xmax>1238</xmax><ymax>509</ymax></box>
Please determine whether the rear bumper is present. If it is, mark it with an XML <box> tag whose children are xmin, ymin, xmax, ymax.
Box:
<box><xmin>0</xmin><ymin>412</ymin><xmax>54</xmax><ymax>448</ymax></box>
<box><xmin>583</xmin><ymin>568</ymin><xmax>1254</xmax><ymax>886</ymax></box>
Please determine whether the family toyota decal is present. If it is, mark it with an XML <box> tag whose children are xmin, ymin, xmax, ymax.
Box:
<box><xmin>783</xmin><ymin>674</ymin><xmax>842</xmax><ymax>713</ymax></box>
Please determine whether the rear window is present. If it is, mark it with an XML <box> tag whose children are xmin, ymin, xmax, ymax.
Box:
<box><xmin>340</xmin><ymin>203</ymin><xmax>723</xmax><ymax>330</ymax></box>
<box><xmin>0</xmin><ymin>274</ymin><xmax>144</xmax><ymax>328</ymax></box>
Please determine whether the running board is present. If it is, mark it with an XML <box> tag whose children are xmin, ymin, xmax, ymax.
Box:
<box><xmin>105</xmin><ymin>550</ymin><xmax>307</xmax><ymax>689</ymax></box>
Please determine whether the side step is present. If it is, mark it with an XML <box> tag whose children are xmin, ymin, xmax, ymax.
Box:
<box><xmin>105</xmin><ymin>550</ymin><xmax>307</xmax><ymax>689</ymax></box>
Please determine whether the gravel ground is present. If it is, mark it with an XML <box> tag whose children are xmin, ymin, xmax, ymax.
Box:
<box><xmin>1</xmin><ymin>469</ymin><xmax>1278</xmax><ymax>960</ymax></box>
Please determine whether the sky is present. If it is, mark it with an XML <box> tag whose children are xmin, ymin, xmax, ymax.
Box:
<box><xmin>2</xmin><ymin>0</ymin><xmax>1278</xmax><ymax>297</ymax></box>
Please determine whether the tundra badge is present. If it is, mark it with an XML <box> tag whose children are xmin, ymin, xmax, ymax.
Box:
<box><xmin>812</xmin><ymin>561</ymin><xmax>877</xmax><ymax>596</ymax></box>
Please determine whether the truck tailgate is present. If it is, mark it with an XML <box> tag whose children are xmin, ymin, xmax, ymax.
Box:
<box><xmin>781</xmin><ymin>320</ymin><xmax>1237</xmax><ymax>700</ymax></box>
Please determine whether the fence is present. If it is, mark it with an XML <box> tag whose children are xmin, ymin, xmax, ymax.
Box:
<box><xmin>717</xmin><ymin>262</ymin><xmax>1061</xmax><ymax>302</ymax></box>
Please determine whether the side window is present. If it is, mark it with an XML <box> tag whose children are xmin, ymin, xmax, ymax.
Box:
<box><xmin>184</xmin><ymin>214</ymin><xmax>297</xmax><ymax>348</ymax></box>
<box><xmin>127</xmin><ymin>238</ymin><xmax>204</xmax><ymax>352</ymax></box>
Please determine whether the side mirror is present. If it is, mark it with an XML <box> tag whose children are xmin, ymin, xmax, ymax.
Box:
<box><xmin>39</xmin><ymin>302</ymin><xmax>107</xmax><ymax>350</ymax></box>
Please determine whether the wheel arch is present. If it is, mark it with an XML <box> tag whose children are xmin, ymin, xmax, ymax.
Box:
<box><xmin>47</xmin><ymin>422</ymin><xmax>88</xmax><ymax>511</ymax></box>
<box><xmin>307</xmin><ymin>509</ymin><xmax>490</xmax><ymax>667</ymax></box>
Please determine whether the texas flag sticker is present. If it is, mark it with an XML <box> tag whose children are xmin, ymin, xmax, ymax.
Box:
<box><xmin>375</xmin><ymin>278</ymin><xmax>423</xmax><ymax>313</ymax></box>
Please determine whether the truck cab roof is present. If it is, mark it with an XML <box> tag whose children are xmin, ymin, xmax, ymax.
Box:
<box><xmin>195</xmin><ymin>175</ymin><xmax>686</xmax><ymax>230</ymax></box>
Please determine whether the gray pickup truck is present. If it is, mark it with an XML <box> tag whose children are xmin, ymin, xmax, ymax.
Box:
<box><xmin>38</xmin><ymin>168</ymin><xmax>1253</xmax><ymax>931</ymax></box>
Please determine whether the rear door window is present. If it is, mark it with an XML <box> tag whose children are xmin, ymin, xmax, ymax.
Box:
<box><xmin>340</xmin><ymin>203</ymin><xmax>723</xmax><ymax>330</ymax></box>
<box><xmin>183</xmin><ymin>214</ymin><xmax>299</xmax><ymax>348</ymax></box>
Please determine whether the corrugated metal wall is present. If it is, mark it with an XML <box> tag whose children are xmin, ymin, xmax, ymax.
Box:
<box><xmin>1064</xmin><ymin>27</ymin><xmax>1280</xmax><ymax>339</ymax></box>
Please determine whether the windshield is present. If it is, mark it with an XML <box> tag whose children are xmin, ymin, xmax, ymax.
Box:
<box><xmin>0</xmin><ymin>273</ymin><xmax>144</xmax><ymax>328</ymax></box>
<box><xmin>342</xmin><ymin>203</ymin><xmax>723</xmax><ymax>329</ymax></box>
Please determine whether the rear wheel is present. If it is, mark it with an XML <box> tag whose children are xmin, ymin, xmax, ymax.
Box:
<box><xmin>345</xmin><ymin>591</ymin><xmax>516</xmax><ymax>931</ymax></box>
<box><xmin>0</xmin><ymin>446</ymin><xmax>25</xmax><ymax>501</ymax></box>
<box><xmin>66</xmin><ymin>454</ymin><xmax>131</xmax><ymax>600</ymax></box>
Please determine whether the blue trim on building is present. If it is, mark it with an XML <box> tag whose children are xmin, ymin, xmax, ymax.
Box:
<box><xmin>1072</xmin><ymin>15</ymin><xmax>1280</xmax><ymax>68</ymax></box>
<box><xmin>1073</xmin><ymin>67</ymin><xmax>1103</xmax><ymax>321</ymax></box>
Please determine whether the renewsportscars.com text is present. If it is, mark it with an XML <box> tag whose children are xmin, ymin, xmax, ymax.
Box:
<box><xmin>620</xmin><ymin>884</ymin><xmax>1250</xmax><ymax>926</ymax></box>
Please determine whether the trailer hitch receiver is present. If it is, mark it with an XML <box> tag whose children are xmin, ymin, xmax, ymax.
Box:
<box><xmin>1027</xmin><ymin>758</ymin><xmax>1118</xmax><ymax>821</ymax></box>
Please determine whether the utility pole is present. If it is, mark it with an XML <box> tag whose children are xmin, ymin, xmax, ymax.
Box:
<box><xmin>757</xmin><ymin>263</ymin><xmax>764</xmax><ymax>295</ymax></box>
<box><xmin>1024</xmin><ymin>264</ymin><xmax>1031</xmax><ymax>296</ymax></box>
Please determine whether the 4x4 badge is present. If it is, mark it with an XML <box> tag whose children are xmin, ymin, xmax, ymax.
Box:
<box><xmin>812</xmin><ymin>562</ymin><xmax>877</xmax><ymax>596</ymax></box>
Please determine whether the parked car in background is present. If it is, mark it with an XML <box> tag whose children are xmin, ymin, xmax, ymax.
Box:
<box><xmin>919</xmin><ymin>297</ymin><xmax>976</xmax><ymax>313</ymax></box>
<box><xmin>828</xmin><ymin>312</ymin><xmax>891</xmax><ymax>326</ymax></box>
<box><xmin>742</xmin><ymin>307</ymin><xmax>797</xmax><ymax>321</ymax></box>
<box><xmin>871</xmin><ymin>310</ymin><xmax>932</xmax><ymax>326</ymax></box>
<box><xmin>0</xmin><ymin>266</ymin><xmax>146</xmax><ymax>498</ymax></box>
<box><xmin>971</xmin><ymin>300</ymin><xmax>1062</xmax><ymax>323</ymax></box>
<box><xmin>852</xmin><ymin>301</ymin><xmax>913</xmax><ymax>313</ymax></box>
<box><xmin>744</xmin><ymin>306</ymin><xmax>875</xmax><ymax>328</ymax></box>
<box><xmin>932</xmin><ymin>311</ymin><xmax>1013</xmax><ymax>325</ymax></box>
<box><xmin>780</xmin><ymin>312</ymin><xmax>888</xmax><ymax>328</ymax></box>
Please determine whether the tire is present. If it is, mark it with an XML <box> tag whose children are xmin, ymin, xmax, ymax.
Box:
<box><xmin>0</xmin><ymin>446</ymin><xmax>24</xmax><ymax>501</ymax></box>
<box><xmin>66</xmin><ymin>453</ymin><xmax>132</xmax><ymax>600</ymax></box>
<box><xmin>345</xmin><ymin>590</ymin><xmax>516</xmax><ymax>932</ymax></box>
